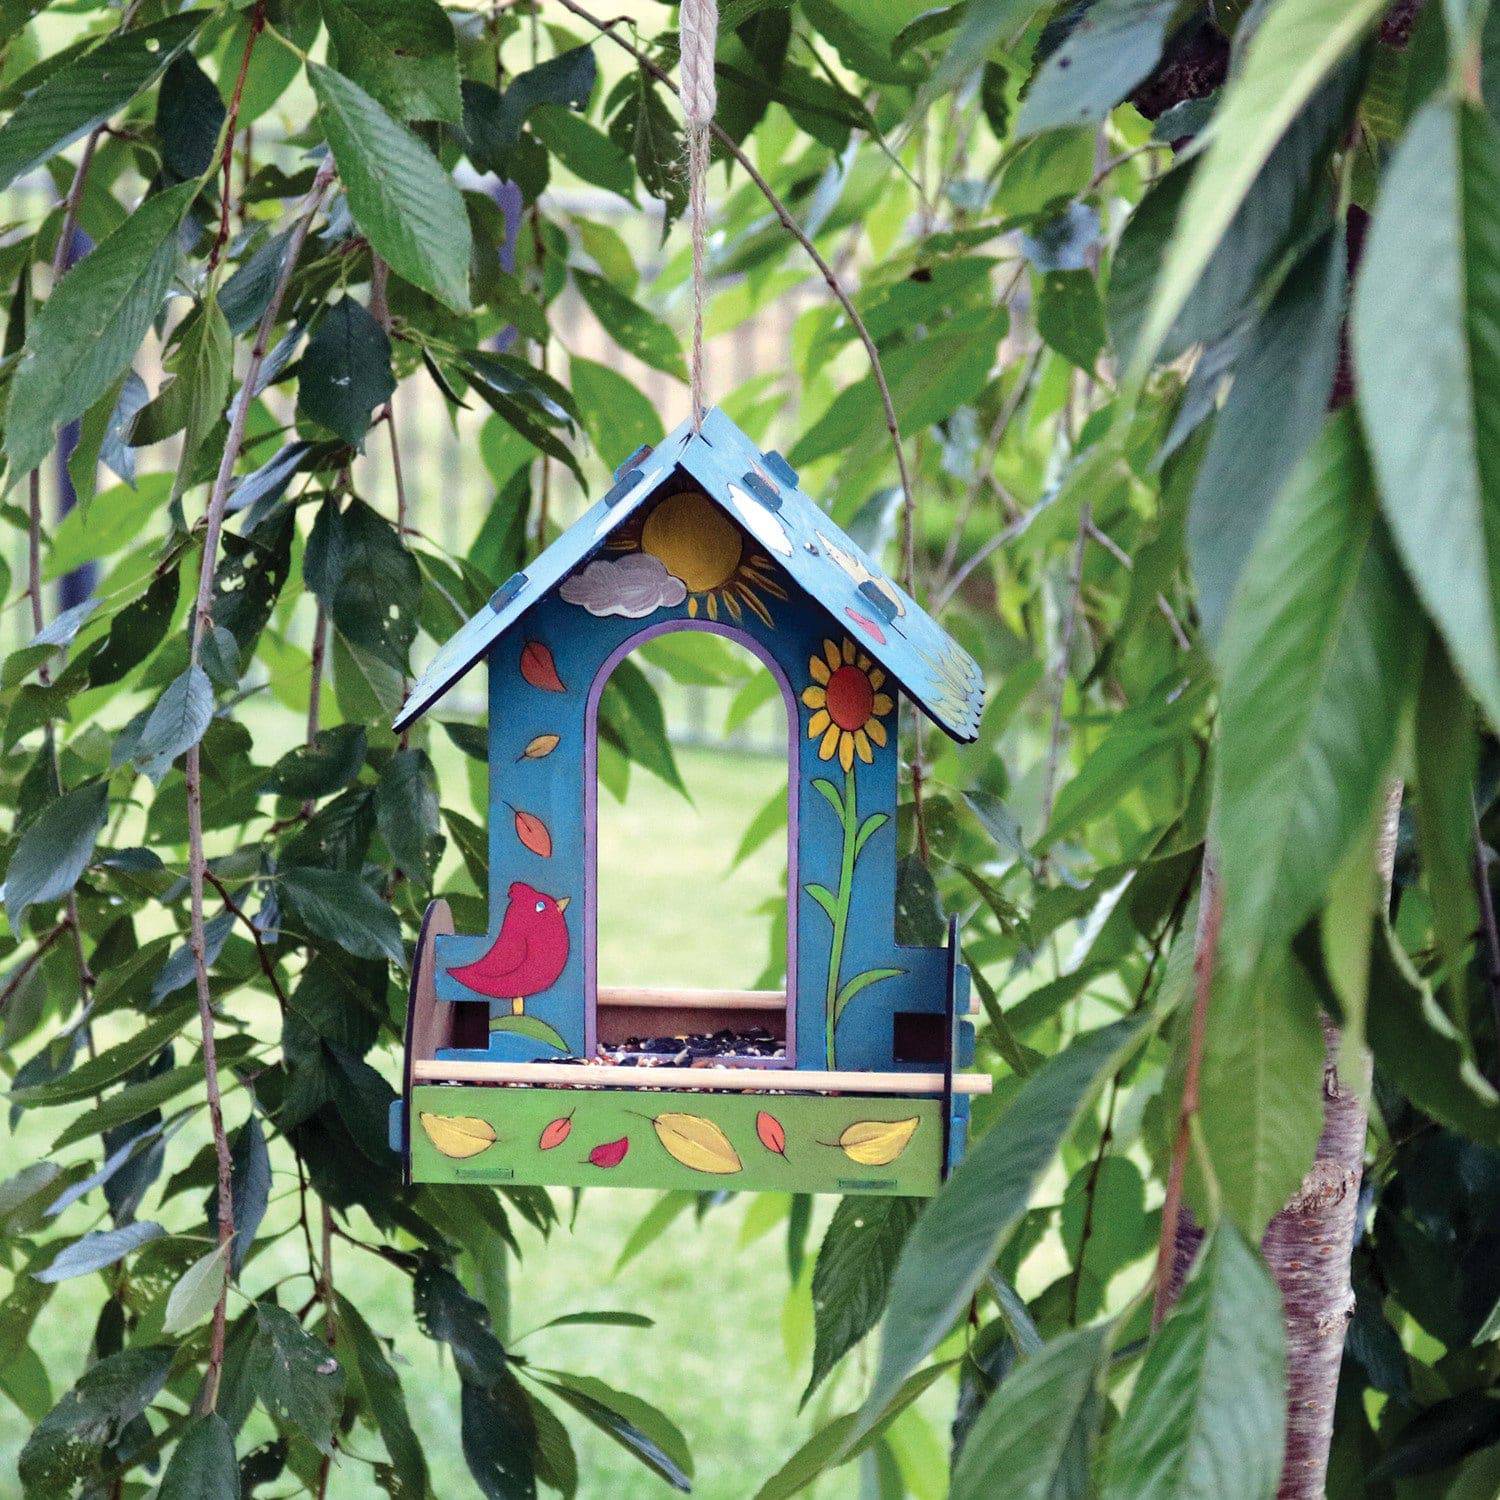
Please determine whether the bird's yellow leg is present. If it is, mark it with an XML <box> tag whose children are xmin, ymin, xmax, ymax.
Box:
<box><xmin>511</xmin><ymin>997</ymin><xmax>524</xmax><ymax>1015</ymax></box>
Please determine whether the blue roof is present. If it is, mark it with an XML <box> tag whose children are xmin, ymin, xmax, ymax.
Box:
<box><xmin>394</xmin><ymin>407</ymin><xmax>984</xmax><ymax>741</ymax></box>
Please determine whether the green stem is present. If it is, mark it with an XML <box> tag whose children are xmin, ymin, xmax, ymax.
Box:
<box><xmin>823</xmin><ymin>764</ymin><xmax>859</xmax><ymax>1069</ymax></box>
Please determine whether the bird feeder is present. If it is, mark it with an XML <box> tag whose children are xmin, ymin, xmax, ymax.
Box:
<box><xmin>391</xmin><ymin>408</ymin><xmax>991</xmax><ymax>1195</ymax></box>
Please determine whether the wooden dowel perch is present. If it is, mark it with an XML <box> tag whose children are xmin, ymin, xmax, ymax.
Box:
<box><xmin>411</xmin><ymin>1059</ymin><xmax>993</xmax><ymax>1094</ymax></box>
<box><xmin>597</xmin><ymin>986</ymin><xmax>786</xmax><ymax>1010</ymax></box>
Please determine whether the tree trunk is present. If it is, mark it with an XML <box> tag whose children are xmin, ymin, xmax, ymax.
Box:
<box><xmin>1168</xmin><ymin>786</ymin><xmax>1400</xmax><ymax>1497</ymax></box>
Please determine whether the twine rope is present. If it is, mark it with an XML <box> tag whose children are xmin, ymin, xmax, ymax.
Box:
<box><xmin>678</xmin><ymin>0</ymin><xmax>717</xmax><ymax>430</ymax></box>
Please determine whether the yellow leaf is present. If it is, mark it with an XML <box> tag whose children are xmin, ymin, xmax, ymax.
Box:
<box><xmin>650</xmin><ymin>1112</ymin><xmax>742</xmax><ymax>1174</ymax></box>
<box><xmin>835</xmin><ymin>1117</ymin><xmax>918</xmax><ymax>1166</ymax></box>
<box><xmin>419</xmin><ymin>1112</ymin><xmax>497</xmax><ymax>1159</ymax></box>
<box><xmin>518</xmin><ymin>733</ymin><xmax>561</xmax><ymax>761</ymax></box>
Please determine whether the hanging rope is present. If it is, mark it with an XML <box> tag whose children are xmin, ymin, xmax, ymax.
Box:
<box><xmin>678</xmin><ymin>0</ymin><xmax>717</xmax><ymax>430</ymax></box>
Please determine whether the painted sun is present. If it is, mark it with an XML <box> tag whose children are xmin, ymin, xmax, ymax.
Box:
<box><xmin>614</xmin><ymin>489</ymin><xmax>786</xmax><ymax>626</ymax></box>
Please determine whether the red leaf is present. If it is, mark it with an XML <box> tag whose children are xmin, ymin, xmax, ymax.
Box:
<box><xmin>588</xmin><ymin>1136</ymin><xmax>630</xmax><ymax>1169</ymax></box>
<box><xmin>756</xmin><ymin>1110</ymin><xmax>787</xmax><ymax>1159</ymax></box>
<box><xmin>520</xmin><ymin>640</ymin><xmax>566</xmax><ymax>692</ymax></box>
<box><xmin>509</xmin><ymin>804</ymin><xmax>553</xmax><ymax>858</ymax></box>
<box><xmin>539</xmin><ymin>1114</ymin><xmax>573</xmax><ymax>1151</ymax></box>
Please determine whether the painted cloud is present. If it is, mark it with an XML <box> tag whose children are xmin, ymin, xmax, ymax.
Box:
<box><xmin>560</xmin><ymin>554</ymin><xmax>688</xmax><ymax>618</ymax></box>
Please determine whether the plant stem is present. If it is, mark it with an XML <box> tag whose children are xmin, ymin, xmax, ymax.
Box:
<box><xmin>185</xmin><ymin>153</ymin><xmax>335</xmax><ymax>1413</ymax></box>
<box><xmin>823</xmin><ymin>766</ymin><xmax>858</xmax><ymax>1069</ymax></box>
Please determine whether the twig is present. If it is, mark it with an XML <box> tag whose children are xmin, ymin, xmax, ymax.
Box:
<box><xmin>185</xmin><ymin>154</ymin><xmax>336</xmax><ymax>1413</ymax></box>
<box><xmin>207</xmin><ymin>0</ymin><xmax>267</xmax><ymax>273</ymax></box>
<box><xmin>315</xmin><ymin>1202</ymin><xmax>338</xmax><ymax>1497</ymax></box>
<box><xmin>202</xmin><ymin>869</ymin><xmax>289</xmax><ymax>1010</ymax></box>
<box><xmin>1152</xmin><ymin>854</ymin><xmax>1221</xmax><ymax>1329</ymax></box>
<box><xmin>0</xmin><ymin>920</ymin><xmax>68</xmax><ymax>1010</ymax></box>
<box><xmin>1039</xmin><ymin>509</ymin><xmax>1090</xmax><ymax>837</ymax></box>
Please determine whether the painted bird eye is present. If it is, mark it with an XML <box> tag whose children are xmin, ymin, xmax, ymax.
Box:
<box><xmin>535</xmin><ymin>901</ymin><xmax>546</xmax><ymax>913</ymax></box>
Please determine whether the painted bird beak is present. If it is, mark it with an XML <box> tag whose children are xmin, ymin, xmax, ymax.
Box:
<box><xmin>555</xmin><ymin>897</ymin><xmax>571</xmax><ymax>913</ymax></box>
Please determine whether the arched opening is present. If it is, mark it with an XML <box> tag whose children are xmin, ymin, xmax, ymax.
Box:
<box><xmin>586</xmin><ymin>623</ymin><xmax>795</xmax><ymax>1065</ymax></box>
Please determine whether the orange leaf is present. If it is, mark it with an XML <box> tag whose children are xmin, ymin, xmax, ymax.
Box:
<box><xmin>756</xmin><ymin>1110</ymin><xmax>787</xmax><ymax>1159</ymax></box>
<box><xmin>517</xmin><ymin>733</ymin><xmax>561</xmax><ymax>761</ymax></box>
<box><xmin>520</xmin><ymin>640</ymin><xmax>565</xmax><ymax>692</ymax></box>
<box><xmin>509</xmin><ymin>805</ymin><xmax>552</xmax><ymax>858</ymax></box>
<box><xmin>539</xmin><ymin>1114</ymin><xmax>573</xmax><ymax>1151</ymax></box>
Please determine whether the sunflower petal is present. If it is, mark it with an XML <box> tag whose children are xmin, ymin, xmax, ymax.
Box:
<box><xmin>820</xmin><ymin>724</ymin><xmax>841</xmax><ymax>761</ymax></box>
<box><xmin>808</xmin><ymin>709</ymin><xmax>831</xmax><ymax>737</ymax></box>
<box><xmin>854</xmin><ymin>729</ymin><xmax>873</xmax><ymax>764</ymax></box>
<box><xmin>810</xmin><ymin>655</ymin><xmax>830</xmax><ymax>685</ymax></box>
<box><xmin>869</xmin><ymin>667</ymin><xmax>885</xmax><ymax>689</ymax></box>
<box><xmin>866</xmin><ymin>717</ymin><xmax>888</xmax><ymax>747</ymax></box>
<box><xmin>872</xmin><ymin>693</ymin><xmax>894</xmax><ymax>718</ymax></box>
<box><xmin>802</xmin><ymin>686</ymin><xmax>827</xmax><ymax>709</ymax></box>
<box><xmin>824</xmin><ymin>639</ymin><xmax>842</xmax><ymax>671</ymax></box>
<box><xmin>842</xmin><ymin>638</ymin><xmax>856</xmax><ymax>663</ymax></box>
<box><xmin>838</xmin><ymin>732</ymin><xmax>854</xmax><ymax>772</ymax></box>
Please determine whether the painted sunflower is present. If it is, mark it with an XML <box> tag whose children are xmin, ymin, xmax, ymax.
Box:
<box><xmin>803</xmin><ymin>638</ymin><xmax>893</xmax><ymax>771</ymax></box>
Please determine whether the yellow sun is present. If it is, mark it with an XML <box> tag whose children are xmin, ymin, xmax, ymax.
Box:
<box><xmin>629</xmin><ymin>489</ymin><xmax>786</xmax><ymax>625</ymax></box>
<box><xmin>802</xmin><ymin>638</ymin><xmax>894</xmax><ymax>771</ymax></box>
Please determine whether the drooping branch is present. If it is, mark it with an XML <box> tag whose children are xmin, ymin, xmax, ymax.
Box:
<box><xmin>185</xmin><ymin>154</ymin><xmax>336</xmax><ymax>1412</ymax></box>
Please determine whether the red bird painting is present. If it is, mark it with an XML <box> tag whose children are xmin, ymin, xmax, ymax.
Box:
<box><xmin>448</xmin><ymin>881</ymin><xmax>571</xmax><ymax>1014</ymax></box>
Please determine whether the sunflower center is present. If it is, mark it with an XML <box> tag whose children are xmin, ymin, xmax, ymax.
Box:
<box><xmin>825</xmin><ymin>664</ymin><xmax>874</xmax><ymax>731</ymax></box>
<box><xmin>640</xmin><ymin>491</ymin><xmax>743</xmax><ymax>593</ymax></box>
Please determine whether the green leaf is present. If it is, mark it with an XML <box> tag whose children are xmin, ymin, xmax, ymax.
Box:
<box><xmin>754</xmin><ymin>1361</ymin><xmax>956</xmax><ymax>1500</ymax></box>
<box><xmin>461</xmin><ymin>1374</ymin><xmax>539</xmax><ymax>1500</ymax></box>
<box><xmin>950</xmin><ymin>1323</ymin><xmax>1109</xmax><ymax>1500</ymax></box>
<box><xmin>248</xmin><ymin>1302</ymin><xmax>344</xmax><ymax>1454</ymax></box>
<box><xmin>918</xmin><ymin>0</ymin><xmax>1046</xmax><ymax>103</ymax></box>
<box><xmin>541</xmin><ymin>1372</ymin><xmax>692</xmax><ymax>1491</ymax></box>
<box><xmin>1035</xmin><ymin>270</ymin><xmax>1107</xmax><ymax>371</ymax></box>
<box><xmin>298</xmin><ymin>296</ymin><xmax>395</xmax><ymax>446</ymax></box>
<box><xmin>1367</xmin><ymin>918</ymin><xmax>1500</xmax><ymax>1142</ymax></box>
<box><xmin>805</xmin><ymin>883</ymin><xmax>839</xmax><ymax>924</ymax></box>
<box><xmin>1100</xmin><ymin>1224</ymin><xmax>1286</xmax><ymax>1500</ymax></box>
<box><xmin>0</xmin><ymin>12</ymin><xmax>204</xmax><ymax>192</ymax></box>
<box><xmin>1214</xmin><ymin>412</ymin><xmax>1418</xmax><ymax>988</ymax></box>
<box><xmin>489</xmin><ymin>1014</ymin><xmax>570</xmax><ymax>1052</ymax></box>
<box><xmin>12</xmin><ymin>998</ymin><xmax>194</xmax><ymax>1106</ymax></box>
<box><xmin>573</xmin><ymin>268</ymin><xmax>687</xmax><ymax>380</ymax></box>
<box><xmin>156</xmin><ymin>53</ymin><xmax>225</xmax><ymax>183</ymax></box>
<box><xmin>731</xmin><ymin>786</ymin><xmax>787</xmax><ymax>869</ymax></box>
<box><xmin>1189</xmin><ymin>230</ymin><xmax>1345</xmax><ymax>644</ymax></box>
<box><xmin>307</xmin><ymin>497</ymin><xmax>421</xmax><ymax>674</ymax></box>
<box><xmin>161</xmin><ymin>1243</ymin><xmax>230</xmax><ymax>1337</ymax></box>
<box><xmin>849</xmin><ymin>1014</ymin><xmax>1152</xmax><ymax>1449</ymax></box>
<box><xmin>46</xmin><ymin>472</ymin><xmax>171</xmax><ymax>580</ymax></box>
<box><xmin>268</xmin><ymin>725</ymin><xmax>367</xmax><ymax>799</ymax></box>
<box><xmin>336</xmin><ymin>1294</ymin><xmax>430</xmax><ymax>1497</ymax></box>
<box><xmin>833</xmin><ymin>967</ymin><xmax>902</xmax><ymax>1021</ymax></box>
<box><xmin>35</xmin><ymin>1220</ymin><xmax>164</xmax><ymax>1282</ymax></box>
<box><xmin>279</xmin><ymin>866</ymin><xmax>406</xmax><ymax>964</ymax></box>
<box><xmin>570</xmin><ymin>355</ymin><xmax>664</xmax><ymax>461</ymax></box>
<box><xmin>225</xmin><ymin>1113</ymin><xmax>270</xmax><ymax>1277</ymax></box>
<box><xmin>1197</xmin><ymin>955</ymin><xmax>1327</xmax><ymax>1238</ymax></box>
<box><xmin>1015</xmin><ymin>0</ymin><xmax>1175</xmax><ymax>138</ymax></box>
<box><xmin>135</xmin><ymin>665</ymin><xmax>214</xmax><ymax>769</ymax></box>
<box><xmin>310</xmin><ymin>61</ymin><xmax>472</xmax><ymax>313</ymax></box>
<box><xmin>532</xmin><ymin>105</ymin><xmax>635</xmax><ymax>199</ymax></box>
<box><xmin>606</xmin><ymin>71</ymin><xmax>686</xmax><ymax>228</ymax></box>
<box><xmin>321</xmin><ymin>0</ymin><xmax>461</xmax><ymax>123</ymax></box>
<box><xmin>1353</xmin><ymin>98</ymin><xmax>1500</xmax><ymax>727</ymax></box>
<box><xmin>157</xmin><ymin>1414</ymin><xmax>238</xmax><ymax>1500</ymax></box>
<box><xmin>19</xmin><ymin>1345</ymin><xmax>172</xmax><ymax>1493</ymax></box>
<box><xmin>803</xmin><ymin>1195</ymin><xmax>920</xmax><ymax>1405</ymax></box>
<box><xmin>5</xmin><ymin>180</ymin><xmax>197</xmax><ymax>481</ymax></box>
<box><xmin>1132</xmin><ymin>0</ymin><xmax>1386</xmax><ymax>372</ymax></box>
<box><xmin>5</xmin><ymin>779</ymin><xmax>108</xmax><ymax>932</ymax></box>
<box><xmin>376</xmin><ymin>747</ymin><xmax>441</xmax><ymax>881</ymax></box>
<box><xmin>1412</xmin><ymin>635</ymin><xmax>1478</xmax><ymax>992</ymax></box>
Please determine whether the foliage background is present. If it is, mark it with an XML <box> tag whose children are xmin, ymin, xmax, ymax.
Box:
<box><xmin>3</xmin><ymin>0</ymin><xmax>1500</xmax><ymax>1495</ymax></box>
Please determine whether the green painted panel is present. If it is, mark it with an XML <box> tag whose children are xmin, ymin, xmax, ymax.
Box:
<box><xmin>409</xmin><ymin>1086</ymin><xmax>943</xmax><ymax>1195</ymax></box>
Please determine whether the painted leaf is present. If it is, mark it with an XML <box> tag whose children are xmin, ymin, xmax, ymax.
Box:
<box><xmin>518</xmin><ymin>733</ymin><xmax>561</xmax><ymax>761</ymax></box>
<box><xmin>589</xmin><ymin>1136</ymin><xmax>630</xmax><ymax>1169</ymax></box>
<box><xmin>489</xmin><ymin>1014</ymin><xmax>570</xmax><ymax>1052</ymax></box>
<box><xmin>539</xmin><ymin>1114</ymin><xmax>573</xmax><ymax>1151</ymax></box>
<box><xmin>756</xmin><ymin>1110</ymin><xmax>788</xmax><ymax>1159</ymax></box>
<box><xmin>651</xmin><ymin>1113</ymin><xmax>743</xmax><ymax>1174</ymax></box>
<box><xmin>419</xmin><ymin>1112</ymin><xmax>497</xmax><ymax>1159</ymax></box>
<box><xmin>520</xmin><ymin>639</ymin><xmax>566</xmax><ymax>692</ymax></box>
<box><xmin>510</xmin><ymin>804</ymin><xmax>553</xmax><ymax>858</ymax></box>
<box><xmin>832</xmin><ymin>1118</ymin><xmax>919</xmax><ymax>1168</ymax></box>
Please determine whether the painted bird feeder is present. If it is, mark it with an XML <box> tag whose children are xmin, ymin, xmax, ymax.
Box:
<box><xmin>391</xmin><ymin>408</ymin><xmax>991</xmax><ymax>1196</ymax></box>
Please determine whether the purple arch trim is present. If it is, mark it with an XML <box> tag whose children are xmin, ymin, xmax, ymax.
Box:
<box><xmin>583</xmin><ymin>618</ymin><xmax>799</xmax><ymax>1066</ymax></box>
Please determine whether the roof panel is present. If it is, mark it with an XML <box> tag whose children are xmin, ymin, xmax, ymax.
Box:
<box><xmin>394</xmin><ymin>409</ymin><xmax>984</xmax><ymax>740</ymax></box>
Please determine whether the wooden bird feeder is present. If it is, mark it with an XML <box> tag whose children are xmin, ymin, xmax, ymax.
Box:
<box><xmin>391</xmin><ymin>409</ymin><xmax>990</xmax><ymax>1195</ymax></box>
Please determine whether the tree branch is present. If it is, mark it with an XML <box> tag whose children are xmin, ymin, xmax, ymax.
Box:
<box><xmin>186</xmin><ymin>154</ymin><xmax>336</xmax><ymax>1412</ymax></box>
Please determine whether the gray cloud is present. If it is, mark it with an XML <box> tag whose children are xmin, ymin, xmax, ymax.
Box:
<box><xmin>560</xmin><ymin>553</ymin><xmax>688</xmax><ymax>618</ymax></box>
